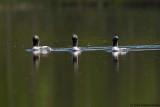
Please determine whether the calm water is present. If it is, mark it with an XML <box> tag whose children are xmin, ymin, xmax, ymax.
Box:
<box><xmin>0</xmin><ymin>6</ymin><xmax>160</xmax><ymax>107</ymax></box>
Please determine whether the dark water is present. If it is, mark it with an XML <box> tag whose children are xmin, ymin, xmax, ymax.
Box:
<box><xmin>0</xmin><ymin>6</ymin><xmax>160</xmax><ymax>107</ymax></box>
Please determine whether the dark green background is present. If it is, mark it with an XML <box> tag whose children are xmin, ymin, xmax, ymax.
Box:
<box><xmin>0</xmin><ymin>2</ymin><xmax>160</xmax><ymax>107</ymax></box>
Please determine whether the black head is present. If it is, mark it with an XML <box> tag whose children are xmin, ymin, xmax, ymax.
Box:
<box><xmin>112</xmin><ymin>36</ymin><xmax>119</xmax><ymax>47</ymax></box>
<box><xmin>32</xmin><ymin>35</ymin><xmax>39</xmax><ymax>46</ymax></box>
<box><xmin>72</xmin><ymin>34</ymin><xmax>78</xmax><ymax>47</ymax></box>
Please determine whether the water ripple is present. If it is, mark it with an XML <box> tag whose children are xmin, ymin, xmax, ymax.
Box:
<box><xmin>27</xmin><ymin>45</ymin><xmax>160</xmax><ymax>52</ymax></box>
<box><xmin>126</xmin><ymin>45</ymin><xmax>160</xmax><ymax>51</ymax></box>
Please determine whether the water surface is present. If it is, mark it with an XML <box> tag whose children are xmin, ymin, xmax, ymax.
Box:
<box><xmin>0</xmin><ymin>6</ymin><xmax>160</xmax><ymax>107</ymax></box>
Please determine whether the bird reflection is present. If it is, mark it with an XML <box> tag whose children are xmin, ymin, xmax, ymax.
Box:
<box><xmin>71</xmin><ymin>51</ymin><xmax>81</xmax><ymax>73</ymax></box>
<box><xmin>112</xmin><ymin>51</ymin><xmax>127</xmax><ymax>72</ymax></box>
<box><xmin>112</xmin><ymin>52</ymin><xmax>119</xmax><ymax>72</ymax></box>
<box><xmin>33</xmin><ymin>51</ymin><xmax>40</xmax><ymax>69</ymax></box>
<box><xmin>33</xmin><ymin>51</ymin><xmax>50</xmax><ymax>69</ymax></box>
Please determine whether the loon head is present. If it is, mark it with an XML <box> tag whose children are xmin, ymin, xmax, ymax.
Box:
<box><xmin>112</xmin><ymin>36</ymin><xmax>119</xmax><ymax>47</ymax></box>
<box><xmin>33</xmin><ymin>35</ymin><xmax>40</xmax><ymax>47</ymax></box>
<box><xmin>72</xmin><ymin>34</ymin><xmax>78</xmax><ymax>47</ymax></box>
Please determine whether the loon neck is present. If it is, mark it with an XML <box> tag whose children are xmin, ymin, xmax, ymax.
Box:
<box><xmin>72</xmin><ymin>39</ymin><xmax>78</xmax><ymax>47</ymax></box>
<box><xmin>33</xmin><ymin>42</ymin><xmax>39</xmax><ymax>47</ymax></box>
<box><xmin>33</xmin><ymin>39</ymin><xmax>39</xmax><ymax>47</ymax></box>
<box><xmin>112</xmin><ymin>40</ymin><xmax>118</xmax><ymax>47</ymax></box>
<box><xmin>32</xmin><ymin>35</ymin><xmax>40</xmax><ymax>47</ymax></box>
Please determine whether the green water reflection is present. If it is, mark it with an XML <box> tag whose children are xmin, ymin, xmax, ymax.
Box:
<box><xmin>0</xmin><ymin>6</ymin><xmax>160</xmax><ymax>107</ymax></box>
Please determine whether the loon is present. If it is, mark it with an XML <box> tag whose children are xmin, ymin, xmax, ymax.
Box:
<box><xmin>32</xmin><ymin>35</ymin><xmax>52</xmax><ymax>52</ymax></box>
<box><xmin>112</xmin><ymin>36</ymin><xmax>127</xmax><ymax>52</ymax></box>
<box><xmin>71</xmin><ymin>34</ymin><xmax>80</xmax><ymax>51</ymax></box>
